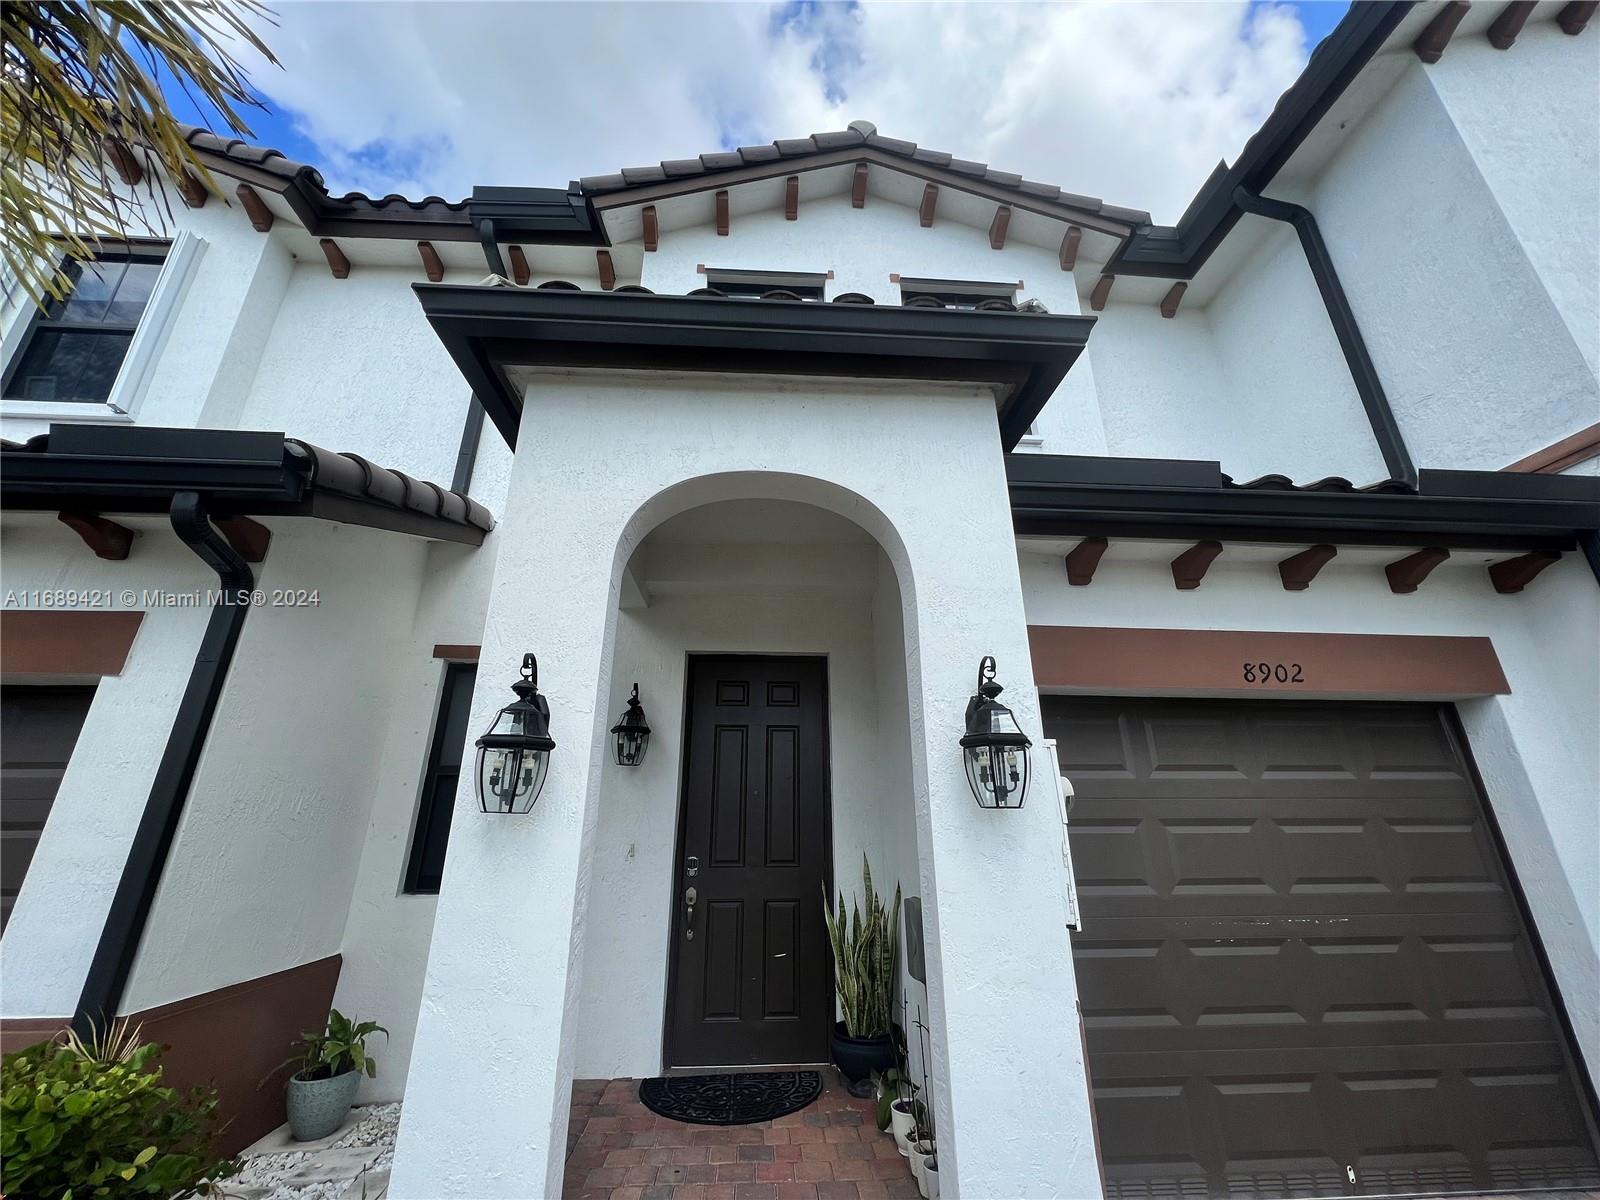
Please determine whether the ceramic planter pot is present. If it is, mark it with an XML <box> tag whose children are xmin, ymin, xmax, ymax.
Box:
<box><xmin>890</xmin><ymin>1099</ymin><xmax>916</xmax><ymax>1156</ymax></box>
<box><xmin>919</xmin><ymin>1151</ymin><xmax>940</xmax><ymax>1200</ymax></box>
<box><xmin>287</xmin><ymin>1068</ymin><xmax>360</xmax><ymax>1141</ymax></box>
<box><xmin>911</xmin><ymin>1140</ymin><xmax>935</xmax><ymax>1198</ymax></box>
<box><xmin>829</xmin><ymin>1021</ymin><xmax>897</xmax><ymax>1083</ymax></box>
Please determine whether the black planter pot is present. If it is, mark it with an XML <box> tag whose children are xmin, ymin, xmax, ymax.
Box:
<box><xmin>830</xmin><ymin>1021</ymin><xmax>898</xmax><ymax>1083</ymax></box>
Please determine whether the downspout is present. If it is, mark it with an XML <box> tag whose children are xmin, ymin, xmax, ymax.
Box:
<box><xmin>1232</xmin><ymin>186</ymin><xmax>1419</xmax><ymax>490</ymax></box>
<box><xmin>72</xmin><ymin>492</ymin><xmax>254</xmax><ymax>1036</ymax></box>
<box><xmin>447</xmin><ymin>215</ymin><xmax>512</xmax><ymax>492</ymax></box>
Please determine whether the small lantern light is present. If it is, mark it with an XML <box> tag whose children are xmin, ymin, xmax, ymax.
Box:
<box><xmin>611</xmin><ymin>682</ymin><xmax>651</xmax><ymax>766</ymax></box>
<box><xmin>960</xmin><ymin>656</ymin><xmax>1032</xmax><ymax>809</ymax></box>
<box><xmin>474</xmin><ymin>653</ymin><xmax>555</xmax><ymax>814</ymax></box>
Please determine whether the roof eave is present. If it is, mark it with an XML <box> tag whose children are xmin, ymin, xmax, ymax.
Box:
<box><xmin>1</xmin><ymin>427</ymin><xmax>489</xmax><ymax>545</ymax></box>
<box><xmin>1006</xmin><ymin>452</ymin><xmax>1600</xmax><ymax>551</ymax></box>
<box><xmin>415</xmin><ymin>285</ymin><xmax>1095</xmax><ymax>452</ymax></box>
<box><xmin>1108</xmin><ymin>1</ymin><xmax>1416</xmax><ymax>280</ymax></box>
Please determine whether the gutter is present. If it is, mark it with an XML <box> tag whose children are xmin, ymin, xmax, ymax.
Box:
<box><xmin>72</xmin><ymin>493</ymin><xmax>254</xmax><ymax>1036</ymax></box>
<box><xmin>1232</xmin><ymin>186</ymin><xmax>1417</xmax><ymax>489</ymax></box>
<box><xmin>1006</xmin><ymin>453</ymin><xmax>1600</xmax><ymax>566</ymax></box>
<box><xmin>1109</xmin><ymin>1</ymin><xmax>1415</xmax><ymax>278</ymax></box>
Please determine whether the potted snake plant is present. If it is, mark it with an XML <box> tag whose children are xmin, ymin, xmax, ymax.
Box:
<box><xmin>276</xmin><ymin>1009</ymin><xmax>388</xmax><ymax>1141</ymax></box>
<box><xmin>822</xmin><ymin>856</ymin><xmax>902</xmax><ymax>1085</ymax></box>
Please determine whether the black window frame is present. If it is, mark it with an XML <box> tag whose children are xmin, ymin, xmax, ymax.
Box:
<box><xmin>403</xmin><ymin>661</ymin><xmax>478</xmax><ymax>895</ymax></box>
<box><xmin>703</xmin><ymin>268</ymin><xmax>827</xmax><ymax>300</ymax></box>
<box><xmin>2</xmin><ymin>240</ymin><xmax>170</xmax><ymax>406</ymax></box>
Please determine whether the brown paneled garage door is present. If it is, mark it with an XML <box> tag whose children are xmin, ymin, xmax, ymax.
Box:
<box><xmin>1045</xmin><ymin>697</ymin><xmax>1600</xmax><ymax>1199</ymax></box>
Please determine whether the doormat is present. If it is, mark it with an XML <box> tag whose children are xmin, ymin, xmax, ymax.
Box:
<box><xmin>638</xmin><ymin>1070</ymin><xmax>822</xmax><ymax>1126</ymax></box>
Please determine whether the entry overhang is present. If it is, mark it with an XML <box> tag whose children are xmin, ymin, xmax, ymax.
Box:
<box><xmin>413</xmin><ymin>284</ymin><xmax>1096</xmax><ymax>451</ymax></box>
<box><xmin>1007</xmin><ymin>452</ymin><xmax>1600</xmax><ymax>554</ymax></box>
<box><xmin>1</xmin><ymin>425</ymin><xmax>493</xmax><ymax>545</ymax></box>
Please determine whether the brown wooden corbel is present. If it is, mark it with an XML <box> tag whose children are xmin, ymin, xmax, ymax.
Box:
<box><xmin>508</xmin><ymin>245</ymin><xmax>531</xmax><ymax>285</ymax></box>
<box><xmin>1488</xmin><ymin>550</ymin><xmax>1560</xmax><ymax>593</ymax></box>
<box><xmin>236</xmin><ymin>183</ymin><xmax>274</xmax><ymax>232</ymax></box>
<box><xmin>1414</xmin><ymin>1</ymin><xmax>1471</xmax><ymax>62</ymax></box>
<box><xmin>417</xmin><ymin>241</ymin><xmax>444</xmax><ymax>282</ymax></box>
<box><xmin>214</xmin><ymin>516</ymin><xmax>271</xmax><ymax>563</ymax></box>
<box><xmin>1065</xmin><ymin>537</ymin><xmax>1108</xmax><ymax>586</ymax></box>
<box><xmin>1277</xmin><ymin>544</ymin><xmax>1337</xmax><ymax>590</ymax></box>
<box><xmin>320</xmin><ymin>238</ymin><xmax>351</xmax><ymax>279</ymax></box>
<box><xmin>1171</xmin><ymin>541</ymin><xmax>1223</xmax><ymax>590</ymax></box>
<box><xmin>58</xmin><ymin>511</ymin><xmax>133</xmax><ymax>560</ymax></box>
<box><xmin>1058</xmin><ymin>226</ymin><xmax>1081</xmax><ymax>271</ymax></box>
<box><xmin>1385</xmin><ymin>547</ymin><xmax>1450</xmax><ymax>593</ymax></box>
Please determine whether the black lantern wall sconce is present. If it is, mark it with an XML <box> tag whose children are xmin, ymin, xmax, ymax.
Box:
<box><xmin>475</xmin><ymin>653</ymin><xmax>555</xmax><ymax>814</ymax></box>
<box><xmin>960</xmin><ymin>656</ymin><xmax>1032</xmax><ymax>809</ymax></box>
<box><xmin>611</xmin><ymin>683</ymin><xmax>651</xmax><ymax>766</ymax></box>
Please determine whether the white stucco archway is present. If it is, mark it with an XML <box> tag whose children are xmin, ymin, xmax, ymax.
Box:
<box><xmin>392</xmin><ymin>373</ymin><xmax>1100</xmax><ymax>1200</ymax></box>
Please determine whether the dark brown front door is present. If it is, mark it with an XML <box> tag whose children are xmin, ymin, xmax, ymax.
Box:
<box><xmin>1045</xmin><ymin>697</ymin><xmax>1600</xmax><ymax>1199</ymax></box>
<box><xmin>665</xmin><ymin>656</ymin><xmax>832</xmax><ymax>1069</ymax></box>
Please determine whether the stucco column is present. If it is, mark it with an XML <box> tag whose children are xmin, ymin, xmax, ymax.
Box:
<box><xmin>891</xmin><ymin>459</ymin><xmax>1101</xmax><ymax>1200</ymax></box>
<box><xmin>390</xmin><ymin>444</ymin><xmax>626</xmax><ymax>1199</ymax></box>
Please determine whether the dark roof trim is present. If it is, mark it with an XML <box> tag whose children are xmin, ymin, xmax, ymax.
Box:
<box><xmin>584</xmin><ymin>142</ymin><xmax>1143</xmax><ymax>238</ymax></box>
<box><xmin>581</xmin><ymin>120</ymin><xmax>1151</xmax><ymax>229</ymax></box>
<box><xmin>1007</xmin><ymin>452</ymin><xmax>1600</xmax><ymax>552</ymax></box>
<box><xmin>1</xmin><ymin>426</ymin><xmax>492</xmax><ymax>544</ymax></box>
<box><xmin>1108</xmin><ymin>2</ymin><xmax>1415</xmax><ymax>279</ymax></box>
<box><xmin>414</xmin><ymin>284</ymin><xmax>1095</xmax><ymax>451</ymax></box>
<box><xmin>178</xmin><ymin>125</ymin><xmax>603</xmax><ymax>246</ymax></box>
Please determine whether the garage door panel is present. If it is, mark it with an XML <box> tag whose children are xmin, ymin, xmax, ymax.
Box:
<box><xmin>1072</xmin><ymin>793</ymin><xmax>1515</xmax><ymax>919</ymax></box>
<box><xmin>1092</xmin><ymin>1045</ymin><xmax>1599</xmax><ymax>1196</ymax></box>
<box><xmin>1047</xmin><ymin>696</ymin><xmax>1599</xmax><ymax>1198</ymax></box>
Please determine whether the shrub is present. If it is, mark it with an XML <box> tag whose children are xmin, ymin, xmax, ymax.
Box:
<box><xmin>0</xmin><ymin>1036</ymin><xmax>233</xmax><ymax>1199</ymax></box>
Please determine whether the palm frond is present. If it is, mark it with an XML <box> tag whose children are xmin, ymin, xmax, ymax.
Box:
<box><xmin>2</xmin><ymin>0</ymin><xmax>279</xmax><ymax>302</ymax></box>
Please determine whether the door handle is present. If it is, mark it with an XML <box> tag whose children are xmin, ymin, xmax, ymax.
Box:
<box><xmin>684</xmin><ymin>886</ymin><xmax>698</xmax><ymax>940</ymax></box>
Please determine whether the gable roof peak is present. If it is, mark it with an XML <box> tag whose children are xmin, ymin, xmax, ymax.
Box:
<box><xmin>847</xmin><ymin>120</ymin><xmax>877</xmax><ymax>137</ymax></box>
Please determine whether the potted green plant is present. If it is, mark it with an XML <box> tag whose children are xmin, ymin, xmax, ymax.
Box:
<box><xmin>277</xmin><ymin>1009</ymin><xmax>387</xmax><ymax>1141</ymax></box>
<box><xmin>872</xmin><ymin>1065</ymin><xmax>918</xmax><ymax>1156</ymax></box>
<box><xmin>822</xmin><ymin>856</ymin><xmax>902</xmax><ymax>1084</ymax></box>
<box><xmin>910</xmin><ymin>1103</ymin><xmax>937</xmax><ymax>1200</ymax></box>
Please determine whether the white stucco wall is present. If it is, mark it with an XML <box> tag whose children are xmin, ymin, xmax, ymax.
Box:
<box><xmin>0</xmin><ymin>519</ymin><xmax>211</xmax><ymax>1016</ymax></box>
<box><xmin>1424</xmin><ymin>22</ymin><xmax>1600</xmax><ymax>381</ymax></box>
<box><xmin>332</xmin><ymin>535</ymin><xmax>501</xmax><ymax>1103</ymax></box>
<box><xmin>121</xmin><ymin>522</ymin><xmax>429</xmax><ymax>1012</ymax></box>
<box><xmin>1018</xmin><ymin>546</ymin><xmax>1600</xmax><ymax>1080</ymax></box>
<box><xmin>392</xmin><ymin>373</ymin><xmax>1097</xmax><ymax>1200</ymax></box>
<box><xmin>1206</xmin><ymin>221</ymin><xmax>1389</xmax><ymax>484</ymax></box>
<box><xmin>234</xmin><ymin>264</ymin><xmax>481</xmax><ymax>483</ymax></box>
<box><xmin>1310</xmin><ymin>55</ymin><xmax>1599</xmax><ymax>472</ymax></box>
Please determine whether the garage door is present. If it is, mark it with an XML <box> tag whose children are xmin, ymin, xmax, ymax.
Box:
<box><xmin>1</xmin><ymin>684</ymin><xmax>95</xmax><ymax>931</ymax></box>
<box><xmin>1045</xmin><ymin>697</ymin><xmax>1600</xmax><ymax>1199</ymax></box>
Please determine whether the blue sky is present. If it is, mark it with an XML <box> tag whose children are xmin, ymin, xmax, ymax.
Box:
<box><xmin>160</xmin><ymin>1</ymin><xmax>1351</xmax><ymax>224</ymax></box>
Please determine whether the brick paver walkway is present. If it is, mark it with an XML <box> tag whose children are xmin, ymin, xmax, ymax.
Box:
<box><xmin>564</xmin><ymin>1071</ymin><xmax>920</xmax><ymax>1200</ymax></box>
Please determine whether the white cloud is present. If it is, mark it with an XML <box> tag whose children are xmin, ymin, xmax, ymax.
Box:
<box><xmin>242</xmin><ymin>0</ymin><xmax>1312</xmax><ymax>223</ymax></box>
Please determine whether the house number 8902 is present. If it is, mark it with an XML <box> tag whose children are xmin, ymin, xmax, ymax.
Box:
<box><xmin>1243</xmin><ymin>662</ymin><xmax>1304</xmax><ymax>684</ymax></box>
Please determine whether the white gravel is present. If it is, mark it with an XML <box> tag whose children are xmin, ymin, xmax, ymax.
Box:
<box><xmin>219</xmin><ymin>1103</ymin><xmax>400</xmax><ymax>1200</ymax></box>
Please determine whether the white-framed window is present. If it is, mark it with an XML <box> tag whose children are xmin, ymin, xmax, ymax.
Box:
<box><xmin>1</xmin><ymin>231</ymin><xmax>206</xmax><ymax>422</ymax></box>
